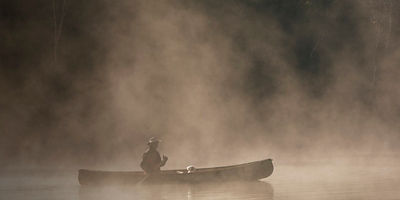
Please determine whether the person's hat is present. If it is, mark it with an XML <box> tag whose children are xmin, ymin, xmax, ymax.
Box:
<box><xmin>148</xmin><ymin>137</ymin><xmax>161</xmax><ymax>145</ymax></box>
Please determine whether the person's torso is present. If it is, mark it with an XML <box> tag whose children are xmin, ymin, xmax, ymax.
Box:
<box><xmin>143</xmin><ymin>149</ymin><xmax>161</xmax><ymax>173</ymax></box>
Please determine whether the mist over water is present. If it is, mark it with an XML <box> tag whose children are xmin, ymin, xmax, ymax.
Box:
<box><xmin>2</xmin><ymin>162</ymin><xmax>400</xmax><ymax>200</ymax></box>
<box><xmin>1</xmin><ymin>0</ymin><xmax>399</xmax><ymax>169</ymax></box>
<box><xmin>1</xmin><ymin>1</ymin><xmax>400</xmax><ymax>199</ymax></box>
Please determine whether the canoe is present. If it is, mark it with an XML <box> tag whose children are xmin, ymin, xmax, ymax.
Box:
<box><xmin>78</xmin><ymin>158</ymin><xmax>273</xmax><ymax>185</ymax></box>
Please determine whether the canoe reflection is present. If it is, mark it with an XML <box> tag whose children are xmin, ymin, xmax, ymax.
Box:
<box><xmin>79</xmin><ymin>181</ymin><xmax>273</xmax><ymax>200</ymax></box>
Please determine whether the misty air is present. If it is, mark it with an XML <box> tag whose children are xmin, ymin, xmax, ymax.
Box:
<box><xmin>1</xmin><ymin>0</ymin><xmax>399</xmax><ymax>200</ymax></box>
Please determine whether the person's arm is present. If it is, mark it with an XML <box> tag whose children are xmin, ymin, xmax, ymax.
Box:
<box><xmin>140</xmin><ymin>153</ymin><xmax>149</xmax><ymax>171</ymax></box>
<box><xmin>160</xmin><ymin>154</ymin><xmax>168</xmax><ymax>167</ymax></box>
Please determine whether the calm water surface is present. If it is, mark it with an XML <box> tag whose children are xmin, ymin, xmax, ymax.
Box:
<box><xmin>1</xmin><ymin>162</ymin><xmax>399</xmax><ymax>200</ymax></box>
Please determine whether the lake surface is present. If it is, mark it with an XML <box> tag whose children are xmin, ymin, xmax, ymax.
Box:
<box><xmin>1</xmin><ymin>161</ymin><xmax>400</xmax><ymax>200</ymax></box>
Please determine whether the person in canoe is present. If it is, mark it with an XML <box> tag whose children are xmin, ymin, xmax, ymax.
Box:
<box><xmin>140</xmin><ymin>137</ymin><xmax>168</xmax><ymax>174</ymax></box>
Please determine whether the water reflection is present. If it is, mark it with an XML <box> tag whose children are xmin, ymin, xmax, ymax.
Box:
<box><xmin>3</xmin><ymin>163</ymin><xmax>400</xmax><ymax>200</ymax></box>
<box><xmin>79</xmin><ymin>181</ymin><xmax>274</xmax><ymax>200</ymax></box>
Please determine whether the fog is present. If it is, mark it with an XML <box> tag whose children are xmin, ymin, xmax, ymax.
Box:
<box><xmin>1</xmin><ymin>0</ymin><xmax>399</xmax><ymax>170</ymax></box>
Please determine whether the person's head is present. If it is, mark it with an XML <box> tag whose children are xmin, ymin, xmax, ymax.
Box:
<box><xmin>147</xmin><ymin>137</ymin><xmax>160</xmax><ymax>149</ymax></box>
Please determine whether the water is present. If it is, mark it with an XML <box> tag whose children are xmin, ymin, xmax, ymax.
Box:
<box><xmin>1</xmin><ymin>161</ymin><xmax>399</xmax><ymax>200</ymax></box>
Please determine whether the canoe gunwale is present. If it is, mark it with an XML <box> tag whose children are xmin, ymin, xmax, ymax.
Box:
<box><xmin>78</xmin><ymin>158</ymin><xmax>273</xmax><ymax>185</ymax></box>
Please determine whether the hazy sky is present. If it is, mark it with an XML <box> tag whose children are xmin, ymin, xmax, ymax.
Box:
<box><xmin>1</xmin><ymin>0</ymin><xmax>399</xmax><ymax>168</ymax></box>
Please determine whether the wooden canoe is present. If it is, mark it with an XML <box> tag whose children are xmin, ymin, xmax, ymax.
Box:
<box><xmin>78</xmin><ymin>158</ymin><xmax>273</xmax><ymax>185</ymax></box>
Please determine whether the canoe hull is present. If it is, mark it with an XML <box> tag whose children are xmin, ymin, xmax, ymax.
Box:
<box><xmin>78</xmin><ymin>158</ymin><xmax>273</xmax><ymax>185</ymax></box>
